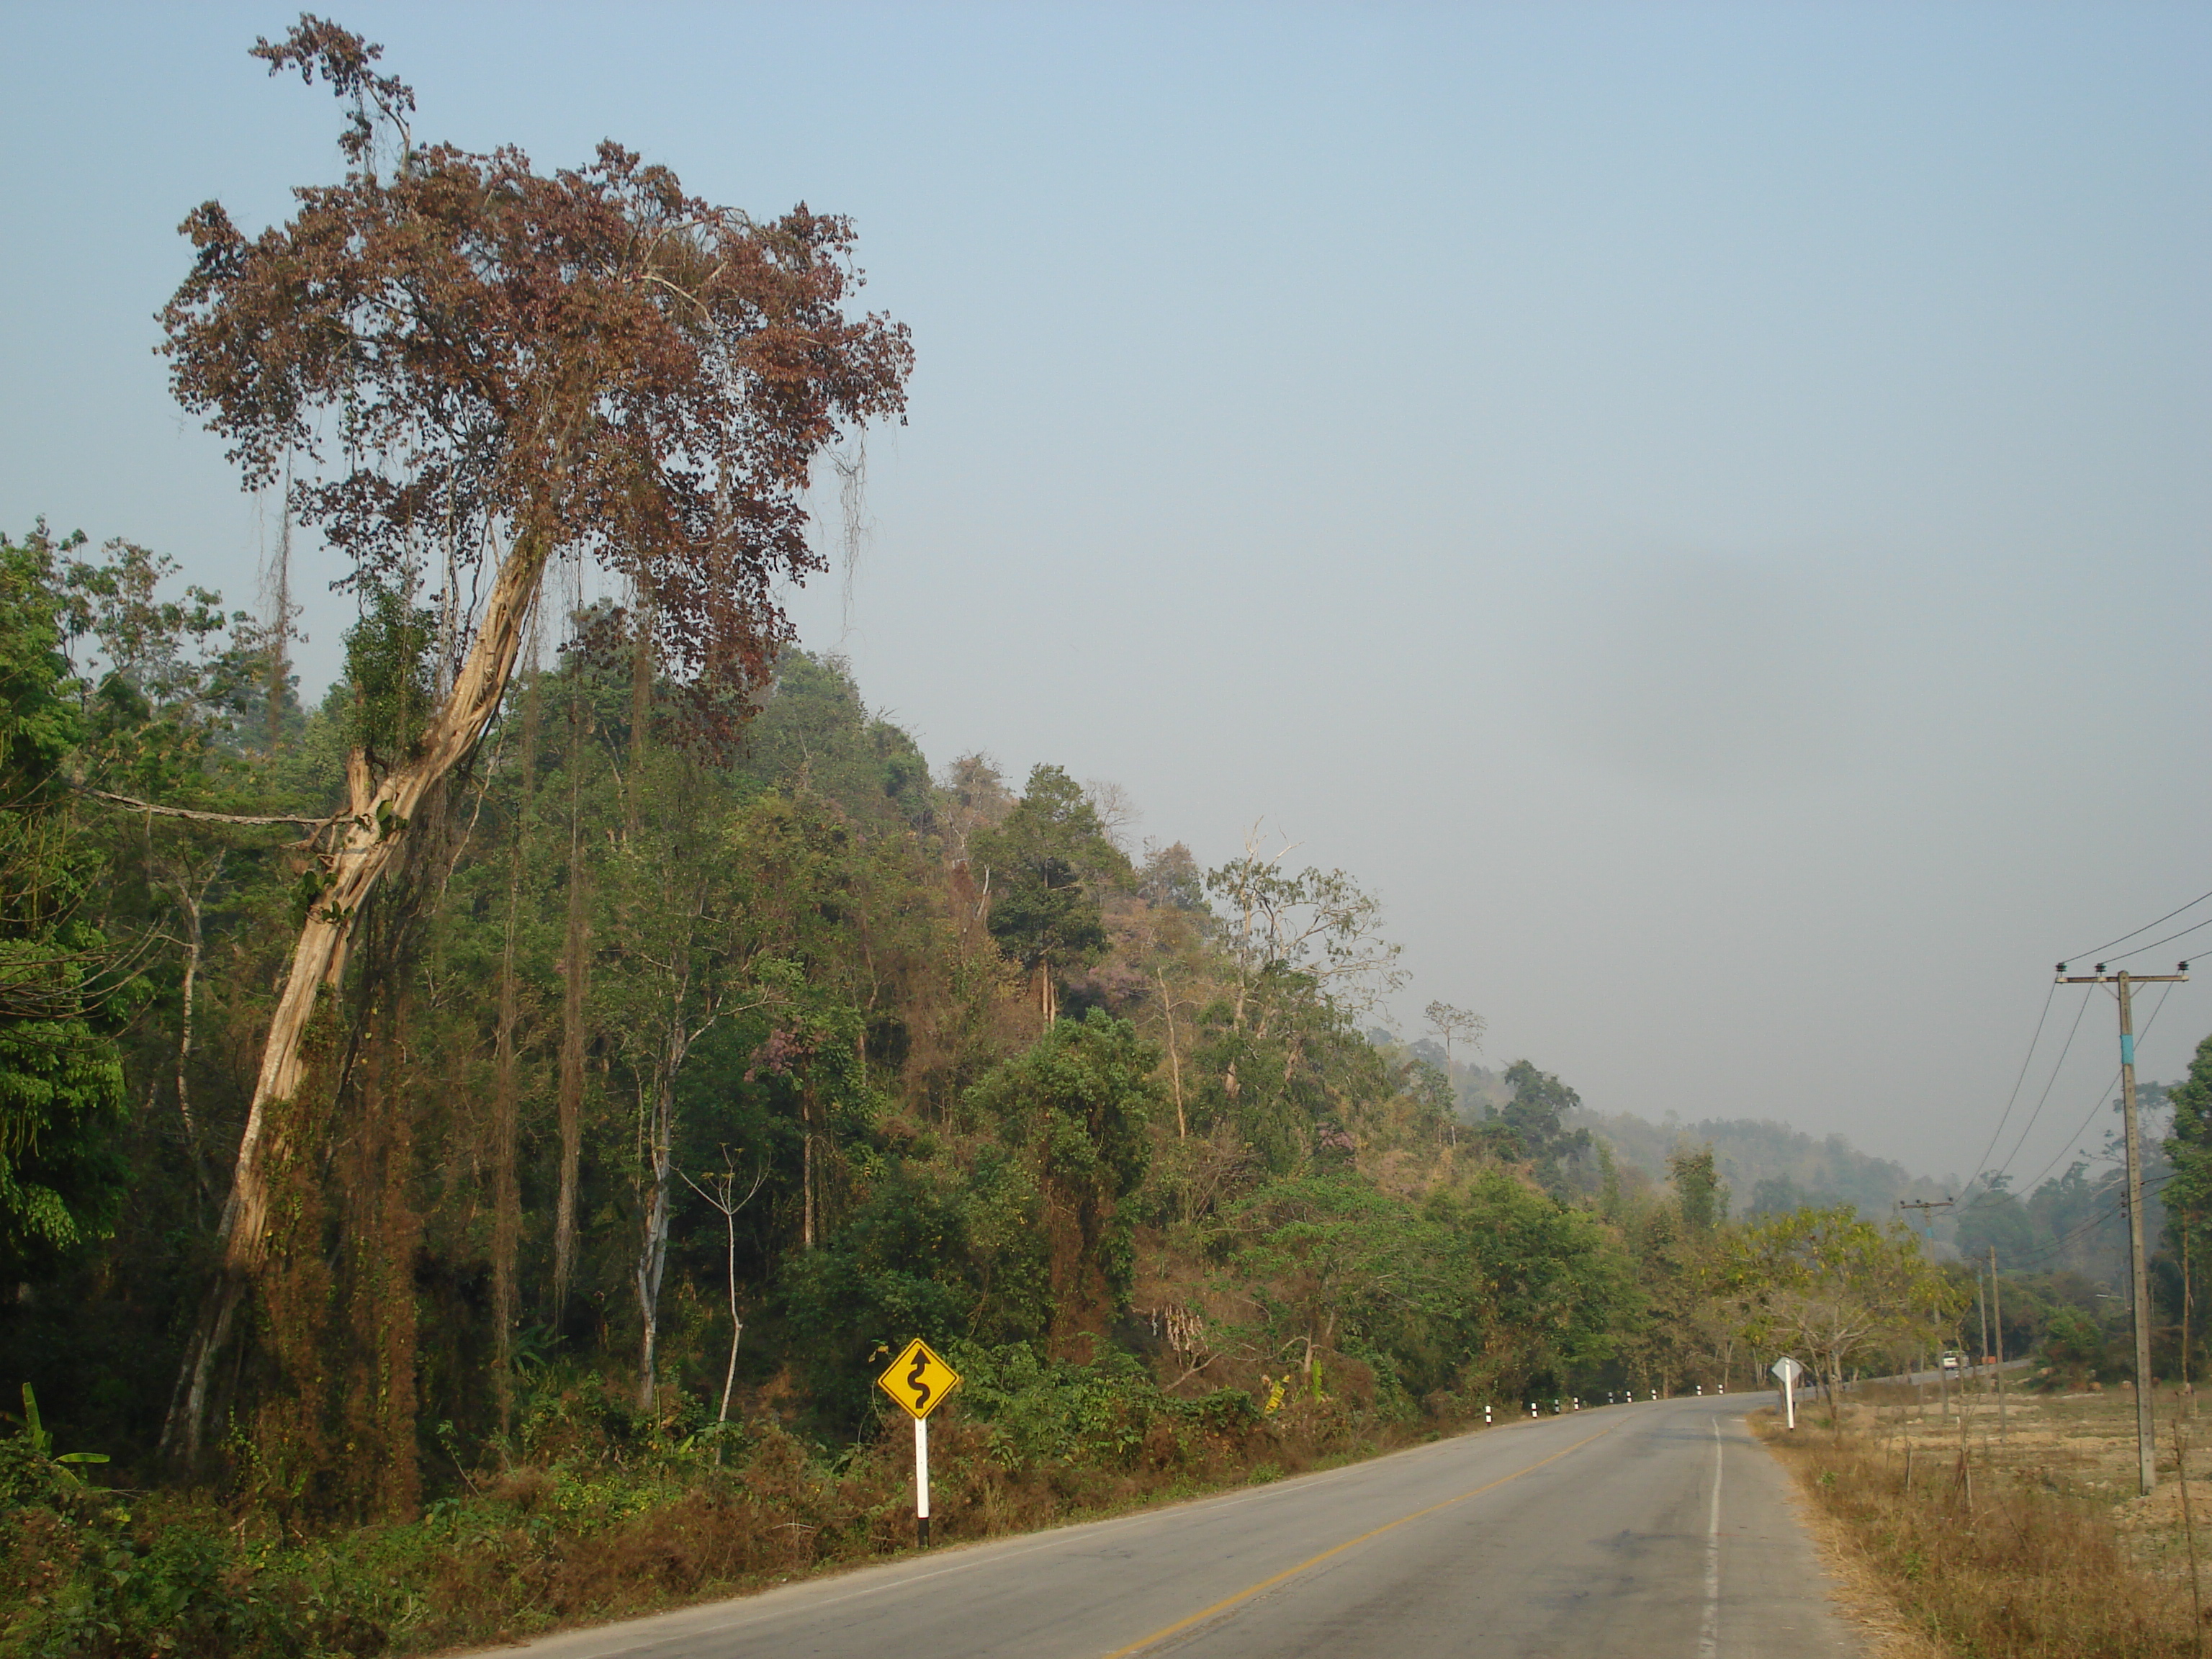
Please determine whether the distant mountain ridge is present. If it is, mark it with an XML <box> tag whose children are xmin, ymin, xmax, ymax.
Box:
<box><xmin>1567</xmin><ymin>1107</ymin><xmax>1954</xmax><ymax>1221</ymax></box>
<box><xmin>1391</xmin><ymin>1040</ymin><xmax>1952</xmax><ymax>1222</ymax></box>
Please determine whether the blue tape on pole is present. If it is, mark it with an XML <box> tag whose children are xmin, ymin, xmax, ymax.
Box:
<box><xmin>2122</xmin><ymin>1034</ymin><xmax>2136</xmax><ymax>1067</ymax></box>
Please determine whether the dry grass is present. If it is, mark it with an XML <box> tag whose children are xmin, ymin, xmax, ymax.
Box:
<box><xmin>1761</xmin><ymin>1379</ymin><xmax>2212</xmax><ymax>1658</ymax></box>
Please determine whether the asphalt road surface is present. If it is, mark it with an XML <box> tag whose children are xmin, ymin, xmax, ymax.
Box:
<box><xmin>478</xmin><ymin>1394</ymin><xmax>1861</xmax><ymax>1659</ymax></box>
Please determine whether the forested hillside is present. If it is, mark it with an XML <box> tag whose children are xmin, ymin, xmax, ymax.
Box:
<box><xmin>0</xmin><ymin>514</ymin><xmax>1844</xmax><ymax>1650</ymax></box>
<box><xmin>4</xmin><ymin>521</ymin><xmax>1712</xmax><ymax>1467</ymax></box>
<box><xmin>1565</xmin><ymin>1068</ymin><xmax>2178</xmax><ymax>1291</ymax></box>
<box><xmin>1572</xmin><ymin>1109</ymin><xmax>1955</xmax><ymax>1220</ymax></box>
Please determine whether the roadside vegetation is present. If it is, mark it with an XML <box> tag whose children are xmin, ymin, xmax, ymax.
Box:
<box><xmin>1766</xmin><ymin>1378</ymin><xmax>2212</xmax><ymax>1659</ymax></box>
<box><xmin>1</xmin><ymin>1352</ymin><xmax>1447</xmax><ymax>1658</ymax></box>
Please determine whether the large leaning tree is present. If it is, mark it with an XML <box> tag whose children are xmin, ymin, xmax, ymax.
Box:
<box><xmin>158</xmin><ymin>17</ymin><xmax>911</xmax><ymax>1459</ymax></box>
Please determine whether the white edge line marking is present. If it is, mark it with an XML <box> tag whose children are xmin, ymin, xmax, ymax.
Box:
<box><xmin>1699</xmin><ymin>1416</ymin><xmax>1723</xmax><ymax>1659</ymax></box>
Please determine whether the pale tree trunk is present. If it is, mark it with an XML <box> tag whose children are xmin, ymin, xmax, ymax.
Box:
<box><xmin>493</xmin><ymin>886</ymin><xmax>523</xmax><ymax>1430</ymax></box>
<box><xmin>631</xmin><ymin>864</ymin><xmax>711</xmax><ymax>1414</ymax></box>
<box><xmin>1154</xmin><ymin>968</ymin><xmax>1185</xmax><ymax>1138</ymax></box>
<box><xmin>171</xmin><ymin>857</ymin><xmax>220</xmax><ymax>1214</ymax></box>
<box><xmin>634</xmin><ymin>1070</ymin><xmax>675</xmax><ymax>1413</ymax></box>
<box><xmin>717</xmin><ymin>1226</ymin><xmax>742</xmax><ymax>1437</ymax></box>
<box><xmin>677</xmin><ymin>1164</ymin><xmax>763</xmax><ymax>1462</ymax></box>
<box><xmin>163</xmin><ymin>532</ymin><xmax>552</xmax><ymax>1463</ymax></box>
<box><xmin>554</xmin><ymin>687</ymin><xmax>589</xmax><ymax>1321</ymax></box>
<box><xmin>267</xmin><ymin>500</ymin><xmax>292</xmax><ymax>752</ymax></box>
<box><xmin>634</xmin><ymin>1007</ymin><xmax>696</xmax><ymax>1412</ymax></box>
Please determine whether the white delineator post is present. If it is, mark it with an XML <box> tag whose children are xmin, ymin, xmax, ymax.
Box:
<box><xmin>915</xmin><ymin>1415</ymin><xmax>931</xmax><ymax>1546</ymax></box>
<box><xmin>1771</xmin><ymin>1356</ymin><xmax>1801</xmax><ymax>1431</ymax></box>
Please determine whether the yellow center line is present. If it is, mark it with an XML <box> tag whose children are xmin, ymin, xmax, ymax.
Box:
<box><xmin>1095</xmin><ymin>1423</ymin><xmax>1618</xmax><ymax>1659</ymax></box>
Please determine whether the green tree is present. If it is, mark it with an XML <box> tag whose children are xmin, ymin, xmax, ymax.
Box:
<box><xmin>1732</xmin><ymin>1205</ymin><xmax>1954</xmax><ymax>1415</ymax></box>
<box><xmin>1954</xmin><ymin>1176</ymin><xmax>2038</xmax><ymax>1262</ymax></box>
<box><xmin>0</xmin><ymin>531</ymin><xmax>132</xmax><ymax>1265</ymax></box>
<box><xmin>597</xmin><ymin>739</ymin><xmax>738</xmax><ymax>1411</ymax></box>
<box><xmin>1478</xmin><ymin>1061</ymin><xmax>1594</xmax><ymax>1197</ymax></box>
<box><xmin>1434</xmin><ymin>1166</ymin><xmax>1640</xmax><ymax>1403</ymax></box>
<box><xmin>1217</xmin><ymin>1175</ymin><xmax>1452</xmax><ymax>1406</ymax></box>
<box><xmin>972</xmin><ymin>767</ymin><xmax>1130</xmax><ymax>1028</ymax></box>
<box><xmin>2164</xmin><ymin>1035</ymin><xmax>2212</xmax><ymax>1236</ymax></box>
<box><xmin>965</xmin><ymin>1010</ymin><xmax>1161</xmax><ymax>1354</ymax></box>
<box><xmin>1668</xmin><ymin>1145</ymin><xmax>1726</xmax><ymax>1233</ymax></box>
<box><xmin>2041</xmin><ymin>1303</ymin><xmax>2112</xmax><ymax>1388</ymax></box>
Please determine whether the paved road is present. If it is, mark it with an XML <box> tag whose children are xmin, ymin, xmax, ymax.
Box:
<box><xmin>480</xmin><ymin>1395</ymin><xmax>1861</xmax><ymax>1659</ymax></box>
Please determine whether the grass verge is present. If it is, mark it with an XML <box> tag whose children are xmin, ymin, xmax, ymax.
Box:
<box><xmin>1759</xmin><ymin>1384</ymin><xmax>2212</xmax><ymax>1658</ymax></box>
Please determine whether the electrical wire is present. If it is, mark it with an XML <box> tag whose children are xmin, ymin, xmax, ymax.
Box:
<box><xmin>1999</xmin><ymin>1200</ymin><xmax>2125</xmax><ymax>1271</ymax></box>
<box><xmin>2139</xmin><ymin>977</ymin><xmax>2177</xmax><ymax>1040</ymax></box>
<box><xmin>1964</xmin><ymin>979</ymin><xmax>2060</xmax><ymax>1195</ymax></box>
<box><xmin>2097</xmin><ymin>912</ymin><xmax>2212</xmax><ymax>966</ymax></box>
<box><xmin>2011</xmin><ymin>1072</ymin><xmax>2121</xmax><ymax>1197</ymax></box>
<box><xmin>2065</xmin><ymin>886</ymin><xmax>2212</xmax><ymax>965</ymax></box>
<box><xmin>1986</xmin><ymin>1171</ymin><xmax>2176</xmax><ymax>1272</ymax></box>
<box><xmin>2008</xmin><ymin>1215</ymin><xmax>2121</xmax><ymax>1273</ymax></box>
<box><xmin>1995</xmin><ymin>1166</ymin><xmax>2187</xmax><ymax>1272</ymax></box>
<box><xmin>1993</xmin><ymin>986</ymin><xmax>2094</xmax><ymax>1183</ymax></box>
<box><xmin>2007</xmin><ymin>982</ymin><xmax>2179</xmax><ymax>1197</ymax></box>
<box><xmin>1956</xmin><ymin>903</ymin><xmax>2201</xmax><ymax>1216</ymax></box>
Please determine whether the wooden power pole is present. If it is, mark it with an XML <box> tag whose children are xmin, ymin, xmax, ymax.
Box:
<box><xmin>1990</xmin><ymin>1242</ymin><xmax>2008</xmax><ymax>1442</ymax></box>
<box><xmin>1893</xmin><ymin>1194</ymin><xmax>1946</xmax><ymax>1247</ymax></box>
<box><xmin>2057</xmin><ymin>961</ymin><xmax>2192</xmax><ymax>1496</ymax></box>
<box><xmin>1899</xmin><ymin>1195</ymin><xmax>1954</xmax><ymax>1238</ymax></box>
<box><xmin>1899</xmin><ymin>1197</ymin><xmax>1954</xmax><ymax>1415</ymax></box>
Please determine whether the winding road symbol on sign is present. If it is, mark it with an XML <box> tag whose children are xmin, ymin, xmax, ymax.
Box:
<box><xmin>878</xmin><ymin>1338</ymin><xmax>961</xmax><ymax>1420</ymax></box>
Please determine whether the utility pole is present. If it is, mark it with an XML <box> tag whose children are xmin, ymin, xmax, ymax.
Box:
<box><xmin>2057</xmin><ymin>960</ymin><xmax>2192</xmax><ymax>1496</ymax></box>
<box><xmin>1899</xmin><ymin>1195</ymin><xmax>1954</xmax><ymax>1243</ymax></box>
<box><xmin>1898</xmin><ymin>1197</ymin><xmax>1954</xmax><ymax>1412</ymax></box>
<box><xmin>1976</xmin><ymin>1271</ymin><xmax>1990</xmax><ymax>1385</ymax></box>
<box><xmin>1989</xmin><ymin>1243</ymin><xmax>2007</xmax><ymax>1442</ymax></box>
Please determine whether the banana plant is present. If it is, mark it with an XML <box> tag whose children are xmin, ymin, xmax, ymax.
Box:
<box><xmin>18</xmin><ymin>1383</ymin><xmax>109</xmax><ymax>1484</ymax></box>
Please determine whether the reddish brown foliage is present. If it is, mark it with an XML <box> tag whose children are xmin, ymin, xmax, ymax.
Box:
<box><xmin>164</xmin><ymin>16</ymin><xmax>912</xmax><ymax>713</ymax></box>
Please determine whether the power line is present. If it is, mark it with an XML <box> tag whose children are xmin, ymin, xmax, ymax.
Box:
<box><xmin>1953</xmin><ymin>896</ymin><xmax>2203</xmax><ymax>1253</ymax></box>
<box><xmin>2005</xmin><ymin>1204</ymin><xmax>2128</xmax><ymax>1272</ymax></box>
<box><xmin>2098</xmin><ymin>912</ymin><xmax>2212</xmax><ymax>966</ymax></box>
<box><xmin>2008</xmin><ymin>982</ymin><xmax>2181</xmax><ymax>1208</ymax></box>
<box><xmin>1984</xmin><ymin>1169</ymin><xmax>2185</xmax><ymax>1274</ymax></box>
<box><xmin>1964</xmin><ymin>979</ymin><xmax>2059</xmax><ymax>1193</ymax></box>
<box><xmin>1999</xmin><ymin>1200</ymin><xmax>2125</xmax><ymax>1271</ymax></box>
<box><xmin>2066</xmin><ymin>886</ymin><xmax>2212</xmax><ymax>964</ymax></box>
<box><xmin>2013</xmin><ymin>1073</ymin><xmax>2121</xmax><ymax>1197</ymax></box>
<box><xmin>2141</xmin><ymin>978</ymin><xmax>2178</xmax><ymax>1040</ymax></box>
<box><xmin>1999</xmin><ymin>981</ymin><xmax>2181</xmax><ymax>1195</ymax></box>
<box><xmin>1994</xmin><ymin>986</ymin><xmax>2094</xmax><ymax>1183</ymax></box>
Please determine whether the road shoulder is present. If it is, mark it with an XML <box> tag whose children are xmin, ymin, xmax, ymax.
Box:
<box><xmin>1750</xmin><ymin>1417</ymin><xmax>1941</xmax><ymax>1659</ymax></box>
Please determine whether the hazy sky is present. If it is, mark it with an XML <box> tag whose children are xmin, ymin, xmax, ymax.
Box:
<box><xmin>3</xmin><ymin>2</ymin><xmax>2207</xmax><ymax>1184</ymax></box>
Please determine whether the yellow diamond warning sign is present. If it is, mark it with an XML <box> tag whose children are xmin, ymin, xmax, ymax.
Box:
<box><xmin>876</xmin><ymin>1337</ymin><xmax>961</xmax><ymax>1420</ymax></box>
